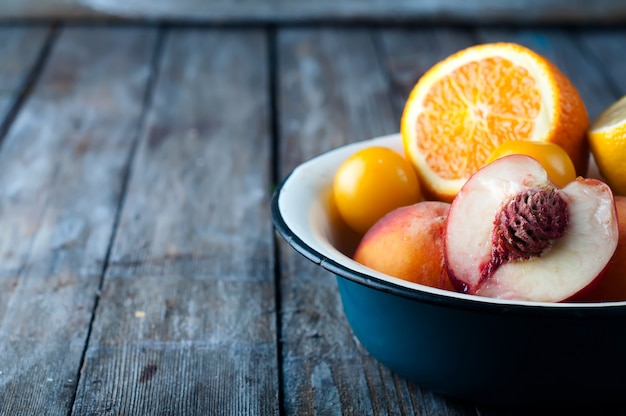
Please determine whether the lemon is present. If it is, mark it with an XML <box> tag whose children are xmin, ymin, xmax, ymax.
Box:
<box><xmin>588</xmin><ymin>95</ymin><xmax>626</xmax><ymax>195</ymax></box>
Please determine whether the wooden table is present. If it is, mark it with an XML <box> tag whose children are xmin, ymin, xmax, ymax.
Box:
<box><xmin>0</xmin><ymin>22</ymin><xmax>625</xmax><ymax>415</ymax></box>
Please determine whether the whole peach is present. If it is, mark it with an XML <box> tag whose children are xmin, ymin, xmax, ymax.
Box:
<box><xmin>353</xmin><ymin>201</ymin><xmax>454</xmax><ymax>291</ymax></box>
<box><xmin>584</xmin><ymin>196</ymin><xmax>626</xmax><ymax>302</ymax></box>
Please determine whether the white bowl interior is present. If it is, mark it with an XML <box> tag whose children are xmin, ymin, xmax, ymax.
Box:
<box><xmin>278</xmin><ymin>133</ymin><xmax>626</xmax><ymax>308</ymax></box>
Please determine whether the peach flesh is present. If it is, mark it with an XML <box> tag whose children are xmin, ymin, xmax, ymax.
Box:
<box><xmin>445</xmin><ymin>155</ymin><xmax>618</xmax><ymax>302</ymax></box>
<box><xmin>353</xmin><ymin>201</ymin><xmax>454</xmax><ymax>290</ymax></box>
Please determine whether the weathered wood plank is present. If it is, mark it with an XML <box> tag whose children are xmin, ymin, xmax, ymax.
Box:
<box><xmin>277</xmin><ymin>27</ymin><xmax>476</xmax><ymax>415</ymax></box>
<box><xmin>0</xmin><ymin>26</ymin><xmax>157</xmax><ymax>415</ymax></box>
<box><xmin>0</xmin><ymin>26</ymin><xmax>51</xmax><ymax>132</ymax></box>
<box><xmin>72</xmin><ymin>28</ymin><xmax>278</xmax><ymax>415</ymax></box>
<box><xmin>3</xmin><ymin>0</ymin><xmax>626</xmax><ymax>23</ymax></box>
<box><xmin>577</xmin><ymin>28</ymin><xmax>626</xmax><ymax>101</ymax></box>
<box><xmin>279</xmin><ymin>28</ymin><xmax>397</xmax><ymax>174</ymax></box>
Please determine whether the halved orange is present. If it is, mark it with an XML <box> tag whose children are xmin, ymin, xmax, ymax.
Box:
<box><xmin>401</xmin><ymin>42</ymin><xmax>589</xmax><ymax>202</ymax></box>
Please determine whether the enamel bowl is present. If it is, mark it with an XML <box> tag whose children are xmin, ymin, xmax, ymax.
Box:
<box><xmin>271</xmin><ymin>133</ymin><xmax>626</xmax><ymax>410</ymax></box>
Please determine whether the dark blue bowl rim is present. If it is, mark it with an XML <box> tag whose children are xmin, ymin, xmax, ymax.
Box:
<box><xmin>271</xmin><ymin>166</ymin><xmax>626</xmax><ymax>319</ymax></box>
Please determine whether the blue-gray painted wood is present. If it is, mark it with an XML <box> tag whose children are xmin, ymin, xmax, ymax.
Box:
<box><xmin>71</xmin><ymin>28</ymin><xmax>279</xmax><ymax>416</ymax></box>
<box><xmin>2</xmin><ymin>0</ymin><xmax>626</xmax><ymax>23</ymax></box>
<box><xmin>0</xmin><ymin>23</ymin><xmax>625</xmax><ymax>416</ymax></box>
<box><xmin>0</xmin><ymin>26</ymin><xmax>157</xmax><ymax>415</ymax></box>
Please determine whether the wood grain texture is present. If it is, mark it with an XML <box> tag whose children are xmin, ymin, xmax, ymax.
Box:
<box><xmin>72</xmin><ymin>28</ymin><xmax>278</xmax><ymax>415</ymax></box>
<box><xmin>577</xmin><ymin>28</ymin><xmax>626</xmax><ymax>99</ymax></box>
<box><xmin>277</xmin><ymin>27</ymin><xmax>476</xmax><ymax>415</ymax></box>
<box><xmin>278</xmin><ymin>28</ymin><xmax>397</xmax><ymax>176</ymax></box>
<box><xmin>4</xmin><ymin>0</ymin><xmax>626</xmax><ymax>23</ymax></box>
<box><xmin>0</xmin><ymin>26</ymin><xmax>157</xmax><ymax>415</ymax></box>
<box><xmin>0</xmin><ymin>26</ymin><xmax>51</xmax><ymax>131</ymax></box>
<box><xmin>0</xmin><ymin>23</ymin><xmax>624</xmax><ymax>416</ymax></box>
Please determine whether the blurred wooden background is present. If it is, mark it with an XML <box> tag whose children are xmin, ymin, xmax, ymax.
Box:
<box><xmin>1</xmin><ymin>0</ymin><xmax>626</xmax><ymax>23</ymax></box>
